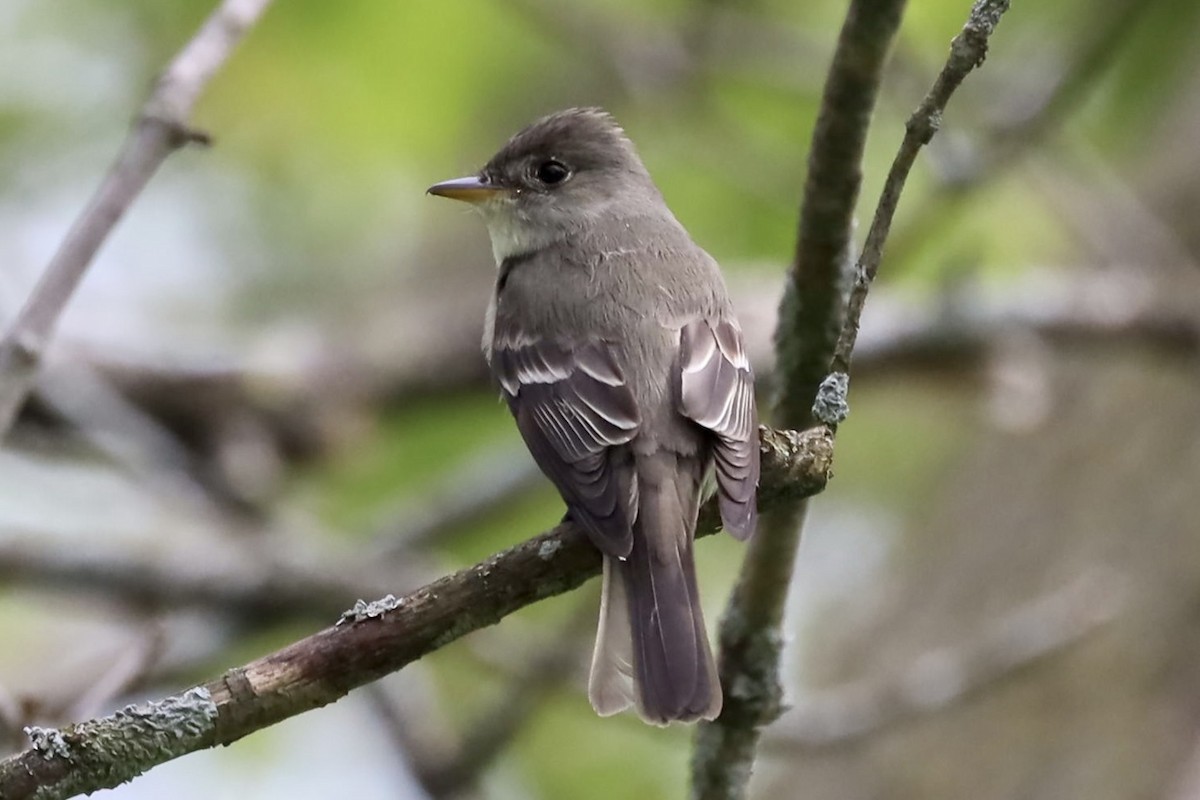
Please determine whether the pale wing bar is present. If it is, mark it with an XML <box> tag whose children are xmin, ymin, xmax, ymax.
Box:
<box><xmin>493</xmin><ymin>335</ymin><xmax>641</xmax><ymax>555</ymax></box>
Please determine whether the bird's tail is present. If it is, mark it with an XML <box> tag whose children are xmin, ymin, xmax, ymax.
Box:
<box><xmin>587</xmin><ymin>458</ymin><xmax>720</xmax><ymax>724</ymax></box>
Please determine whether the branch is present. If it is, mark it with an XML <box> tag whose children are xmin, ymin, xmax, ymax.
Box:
<box><xmin>826</xmin><ymin>0</ymin><xmax>1014</xmax><ymax>397</ymax></box>
<box><xmin>693</xmin><ymin>0</ymin><xmax>906</xmax><ymax>796</ymax></box>
<box><xmin>0</xmin><ymin>528</ymin><xmax>430</xmax><ymax>623</ymax></box>
<box><xmin>0</xmin><ymin>425</ymin><xmax>833</xmax><ymax>800</ymax></box>
<box><xmin>696</xmin><ymin>2</ymin><xmax>1013</xmax><ymax>798</ymax></box>
<box><xmin>885</xmin><ymin>0</ymin><xmax>1158</xmax><ymax>266</ymax></box>
<box><xmin>415</xmin><ymin>603</ymin><xmax>592</xmax><ymax>797</ymax></box>
<box><xmin>765</xmin><ymin>568</ymin><xmax>1124</xmax><ymax>750</ymax></box>
<box><xmin>849</xmin><ymin>269</ymin><xmax>1200</xmax><ymax>381</ymax></box>
<box><xmin>0</xmin><ymin>0</ymin><xmax>274</xmax><ymax>439</ymax></box>
<box><xmin>369</xmin><ymin>444</ymin><xmax>544</xmax><ymax>556</ymax></box>
<box><xmin>771</xmin><ymin>0</ymin><xmax>902</xmax><ymax>431</ymax></box>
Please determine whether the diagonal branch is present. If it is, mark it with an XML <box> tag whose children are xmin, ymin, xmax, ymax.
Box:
<box><xmin>827</xmin><ymin>0</ymin><xmax>1014</xmax><ymax>392</ymax></box>
<box><xmin>884</xmin><ymin>0</ymin><xmax>1159</xmax><ymax>267</ymax></box>
<box><xmin>0</xmin><ymin>0</ymin><xmax>274</xmax><ymax>440</ymax></box>
<box><xmin>765</xmin><ymin>567</ymin><xmax>1124</xmax><ymax>750</ymax></box>
<box><xmin>0</xmin><ymin>425</ymin><xmax>833</xmax><ymax>800</ymax></box>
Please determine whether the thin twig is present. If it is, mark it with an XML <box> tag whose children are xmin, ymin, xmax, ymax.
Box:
<box><xmin>696</xmin><ymin>2</ymin><xmax>1013</xmax><ymax>798</ymax></box>
<box><xmin>826</xmin><ymin>0</ymin><xmax>1014</xmax><ymax>393</ymax></box>
<box><xmin>0</xmin><ymin>0</ymin><xmax>274</xmax><ymax>439</ymax></box>
<box><xmin>0</xmin><ymin>426</ymin><xmax>832</xmax><ymax>800</ymax></box>
<box><xmin>692</xmin><ymin>1</ymin><xmax>907</xmax><ymax>797</ymax></box>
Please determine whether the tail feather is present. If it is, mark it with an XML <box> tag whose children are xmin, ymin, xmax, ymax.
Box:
<box><xmin>587</xmin><ymin>457</ymin><xmax>720</xmax><ymax>725</ymax></box>
<box><xmin>588</xmin><ymin>558</ymin><xmax>636</xmax><ymax>716</ymax></box>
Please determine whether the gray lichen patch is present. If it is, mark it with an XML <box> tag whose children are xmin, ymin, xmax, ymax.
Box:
<box><xmin>812</xmin><ymin>371</ymin><xmax>850</xmax><ymax>425</ymax></box>
<box><xmin>338</xmin><ymin>593</ymin><xmax>403</xmax><ymax>625</ymax></box>
<box><xmin>537</xmin><ymin>539</ymin><xmax>562</xmax><ymax>560</ymax></box>
<box><xmin>111</xmin><ymin>687</ymin><xmax>218</xmax><ymax>738</ymax></box>
<box><xmin>29</xmin><ymin>687</ymin><xmax>219</xmax><ymax>800</ymax></box>
<box><xmin>25</xmin><ymin>725</ymin><xmax>71</xmax><ymax>759</ymax></box>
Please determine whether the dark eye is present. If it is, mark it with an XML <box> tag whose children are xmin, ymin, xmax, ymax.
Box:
<box><xmin>535</xmin><ymin>159</ymin><xmax>571</xmax><ymax>186</ymax></box>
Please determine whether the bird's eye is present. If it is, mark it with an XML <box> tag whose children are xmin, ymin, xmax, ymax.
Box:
<box><xmin>535</xmin><ymin>159</ymin><xmax>571</xmax><ymax>186</ymax></box>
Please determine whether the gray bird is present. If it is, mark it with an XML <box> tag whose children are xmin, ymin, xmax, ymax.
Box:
<box><xmin>428</xmin><ymin>108</ymin><xmax>759</xmax><ymax>724</ymax></box>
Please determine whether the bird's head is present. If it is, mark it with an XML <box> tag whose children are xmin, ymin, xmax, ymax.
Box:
<box><xmin>428</xmin><ymin>108</ymin><xmax>657</xmax><ymax>263</ymax></box>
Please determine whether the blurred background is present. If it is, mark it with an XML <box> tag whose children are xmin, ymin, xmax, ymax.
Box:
<box><xmin>2</xmin><ymin>0</ymin><xmax>1199</xmax><ymax>798</ymax></box>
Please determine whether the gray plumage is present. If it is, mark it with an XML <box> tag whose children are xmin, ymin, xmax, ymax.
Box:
<box><xmin>429</xmin><ymin>107</ymin><xmax>759</xmax><ymax>724</ymax></box>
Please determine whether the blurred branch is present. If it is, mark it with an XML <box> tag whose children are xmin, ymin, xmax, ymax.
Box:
<box><xmin>503</xmin><ymin>0</ymin><xmax>832</xmax><ymax>105</ymax></box>
<box><xmin>64</xmin><ymin>625</ymin><xmax>168</xmax><ymax>724</ymax></box>
<box><xmin>36</xmin><ymin>360</ymin><xmax>269</xmax><ymax>519</ymax></box>
<box><xmin>0</xmin><ymin>528</ymin><xmax>428</xmax><ymax>622</ymax></box>
<box><xmin>1167</xmin><ymin>728</ymin><xmax>1200</xmax><ymax>800</ymax></box>
<box><xmin>364</xmin><ymin>674</ymin><xmax>459</xmax><ymax>798</ymax></box>
<box><xmin>693</xmin><ymin>0</ymin><xmax>907</xmax><ymax>797</ymax></box>
<box><xmin>765</xmin><ymin>567</ymin><xmax>1124</xmax><ymax>750</ymax></box>
<box><xmin>501</xmin><ymin>0</ymin><xmax>689</xmax><ymax>100</ymax></box>
<box><xmin>370</xmin><ymin>444</ymin><xmax>544</xmax><ymax>556</ymax></box>
<box><xmin>415</xmin><ymin>603</ymin><xmax>592</xmax><ymax>798</ymax></box>
<box><xmin>886</xmin><ymin>0</ymin><xmax>1156</xmax><ymax>265</ymax></box>
<box><xmin>853</xmin><ymin>270</ymin><xmax>1200</xmax><ymax>378</ymax></box>
<box><xmin>0</xmin><ymin>0</ymin><xmax>274</xmax><ymax>439</ymax></box>
<box><xmin>0</xmin><ymin>683</ymin><xmax>25</xmax><ymax>755</ymax></box>
<box><xmin>34</xmin><ymin>267</ymin><xmax>1194</xmax><ymax>458</ymax></box>
<box><xmin>0</xmin><ymin>425</ymin><xmax>833</xmax><ymax>800</ymax></box>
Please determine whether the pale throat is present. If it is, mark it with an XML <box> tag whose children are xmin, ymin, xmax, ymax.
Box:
<box><xmin>479</xmin><ymin>203</ymin><xmax>561</xmax><ymax>266</ymax></box>
<box><xmin>483</xmin><ymin>218</ymin><xmax>554</xmax><ymax>266</ymax></box>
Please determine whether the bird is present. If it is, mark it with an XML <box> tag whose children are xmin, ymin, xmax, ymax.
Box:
<box><xmin>428</xmin><ymin>107</ymin><xmax>759</xmax><ymax>724</ymax></box>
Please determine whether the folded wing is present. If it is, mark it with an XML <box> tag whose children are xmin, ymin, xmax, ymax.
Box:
<box><xmin>492</xmin><ymin>331</ymin><xmax>641</xmax><ymax>556</ymax></box>
<box><xmin>678</xmin><ymin>318</ymin><xmax>759</xmax><ymax>539</ymax></box>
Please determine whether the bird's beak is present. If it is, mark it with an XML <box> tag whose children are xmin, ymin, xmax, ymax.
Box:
<box><xmin>426</xmin><ymin>176</ymin><xmax>506</xmax><ymax>204</ymax></box>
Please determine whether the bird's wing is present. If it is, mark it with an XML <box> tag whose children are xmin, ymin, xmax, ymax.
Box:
<box><xmin>678</xmin><ymin>318</ymin><xmax>759</xmax><ymax>539</ymax></box>
<box><xmin>492</xmin><ymin>328</ymin><xmax>640</xmax><ymax>557</ymax></box>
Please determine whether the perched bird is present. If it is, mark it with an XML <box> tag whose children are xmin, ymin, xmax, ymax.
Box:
<box><xmin>428</xmin><ymin>108</ymin><xmax>759</xmax><ymax>724</ymax></box>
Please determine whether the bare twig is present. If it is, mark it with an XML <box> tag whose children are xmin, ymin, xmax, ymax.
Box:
<box><xmin>766</xmin><ymin>568</ymin><xmax>1124</xmax><ymax>750</ymax></box>
<box><xmin>0</xmin><ymin>426</ymin><xmax>833</xmax><ymax>800</ymax></box>
<box><xmin>826</xmin><ymin>0</ymin><xmax>1014</xmax><ymax>393</ymax></box>
<box><xmin>0</xmin><ymin>0</ymin><xmax>274</xmax><ymax>439</ymax></box>
<box><xmin>692</xmin><ymin>1</ymin><xmax>907</xmax><ymax>797</ymax></box>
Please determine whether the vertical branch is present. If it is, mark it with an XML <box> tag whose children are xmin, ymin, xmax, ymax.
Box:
<box><xmin>692</xmin><ymin>2</ymin><xmax>907</xmax><ymax>798</ymax></box>
<box><xmin>0</xmin><ymin>0</ymin><xmax>274</xmax><ymax>439</ymax></box>
<box><xmin>695</xmin><ymin>1</ymin><xmax>1013</xmax><ymax>798</ymax></box>
<box><xmin>772</xmin><ymin>1</ymin><xmax>909</xmax><ymax>431</ymax></box>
